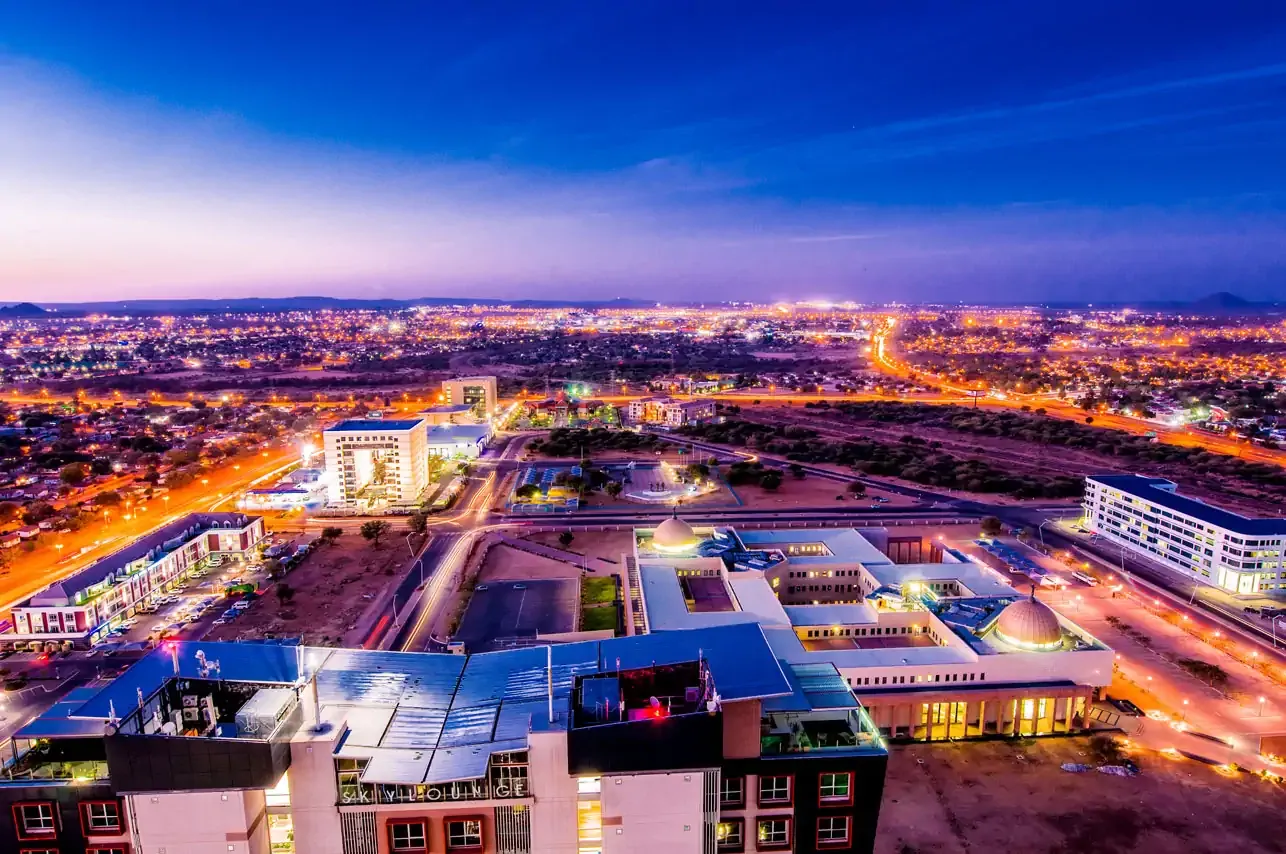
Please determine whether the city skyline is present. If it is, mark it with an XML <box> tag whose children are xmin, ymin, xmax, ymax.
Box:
<box><xmin>3</xmin><ymin>2</ymin><xmax>1286</xmax><ymax>303</ymax></box>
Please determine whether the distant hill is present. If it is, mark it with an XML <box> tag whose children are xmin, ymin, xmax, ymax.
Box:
<box><xmin>0</xmin><ymin>302</ymin><xmax>49</xmax><ymax>318</ymax></box>
<box><xmin>32</xmin><ymin>295</ymin><xmax>657</xmax><ymax>316</ymax></box>
<box><xmin>1188</xmin><ymin>291</ymin><xmax>1254</xmax><ymax>311</ymax></box>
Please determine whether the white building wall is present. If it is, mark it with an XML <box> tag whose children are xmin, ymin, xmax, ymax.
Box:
<box><xmin>130</xmin><ymin>788</ymin><xmax>271</xmax><ymax>854</ymax></box>
<box><xmin>600</xmin><ymin>770</ymin><xmax>707</xmax><ymax>854</ymax></box>
<box><xmin>528</xmin><ymin>730</ymin><xmax>579</xmax><ymax>854</ymax></box>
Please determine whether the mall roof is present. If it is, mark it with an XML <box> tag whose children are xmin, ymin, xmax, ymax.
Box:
<box><xmin>1089</xmin><ymin>474</ymin><xmax>1286</xmax><ymax>536</ymax></box>
<box><xmin>427</xmin><ymin>424</ymin><xmax>491</xmax><ymax>443</ymax></box>
<box><xmin>325</xmin><ymin>419</ymin><xmax>425</xmax><ymax>432</ymax></box>
<box><xmin>864</xmin><ymin>560</ymin><xmax>1016</xmax><ymax>598</ymax></box>
<box><xmin>28</xmin><ymin>512</ymin><xmax>259</xmax><ymax>607</ymax></box>
<box><xmin>638</xmin><ymin>564</ymin><xmax>790</xmax><ymax>631</ymax></box>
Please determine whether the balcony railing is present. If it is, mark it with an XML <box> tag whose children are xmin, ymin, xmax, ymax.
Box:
<box><xmin>760</xmin><ymin>709</ymin><xmax>885</xmax><ymax>757</ymax></box>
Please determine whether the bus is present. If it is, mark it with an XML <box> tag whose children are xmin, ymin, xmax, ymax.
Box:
<box><xmin>1071</xmin><ymin>571</ymin><xmax>1100</xmax><ymax>586</ymax></box>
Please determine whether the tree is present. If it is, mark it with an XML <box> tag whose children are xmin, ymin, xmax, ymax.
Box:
<box><xmin>684</xmin><ymin>463</ymin><xmax>710</xmax><ymax>481</ymax></box>
<box><xmin>360</xmin><ymin>520</ymin><xmax>392</xmax><ymax>548</ymax></box>
<box><xmin>21</xmin><ymin>501</ymin><xmax>54</xmax><ymax>525</ymax></box>
<box><xmin>95</xmin><ymin>490</ymin><xmax>123</xmax><ymax>506</ymax></box>
<box><xmin>788</xmin><ymin>463</ymin><xmax>806</xmax><ymax>480</ymax></box>
<box><xmin>980</xmin><ymin>516</ymin><xmax>1004</xmax><ymax>538</ymax></box>
<box><xmin>559</xmin><ymin>530</ymin><xmax>575</xmax><ymax>548</ymax></box>
<box><xmin>371</xmin><ymin>457</ymin><xmax>387</xmax><ymax>484</ymax></box>
<box><xmin>59</xmin><ymin>462</ymin><xmax>87</xmax><ymax>486</ymax></box>
<box><xmin>605</xmin><ymin>481</ymin><xmax>623</xmax><ymax>498</ymax></box>
<box><xmin>321</xmin><ymin>526</ymin><xmax>343</xmax><ymax>544</ymax></box>
<box><xmin>407</xmin><ymin>512</ymin><xmax>428</xmax><ymax>536</ymax></box>
<box><xmin>0</xmin><ymin>501</ymin><xmax>19</xmax><ymax>523</ymax></box>
<box><xmin>515</xmin><ymin>483</ymin><xmax>541</xmax><ymax>500</ymax></box>
<box><xmin>276</xmin><ymin>583</ymin><xmax>295</xmax><ymax>604</ymax></box>
<box><xmin>759</xmin><ymin>470</ymin><xmax>783</xmax><ymax>491</ymax></box>
<box><xmin>846</xmin><ymin>481</ymin><xmax>867</xmax><ymax>498</ymax></box>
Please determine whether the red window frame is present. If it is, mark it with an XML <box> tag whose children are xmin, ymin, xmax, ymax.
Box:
<box><xmin>716</xmin><ymin>816</ymin><xmax>745</xmax><ymax>853</ymax></box>
<box><xmin>816</xmin><ymin>815</ymin><xmax>852</xmax><ymax>848</ymax></box>
<box><xmin>444</xmin><ymin>814</ymin><xmax>486</xmax><ymax>851</ymax></box>
<box><xmin>719</xmin><ymin>774</ymin><xmax>746</xmax><ymax>809</ymax></box>
<box><xmin>87</xmin><ymin>846</ymin><xmax>132</xmax><ymax>854</ymax></box>
<box><xmin>818</xmin><ymin>771</ymin><xmax>855</xmax><ymax>807</ymax></box>
<box><xmin>385</xmin><ymin>816</ymin><xmax>430</xmax><ymax>853</ymax></box>
<box><xmin>80</xmin><ymin>799</ymin><xmax>125</xmax><ymax>837</ymax></box>
<box><xmin>12</xmin><ymin>801</ymin><xmax>58</xmax><ymax>842</ymax></box>
<box><xmin>756</xmin><ymin>816</ymin><xmax>793</xmax><ymax>850</ymax></box>
<box><xmin>757</xmin><ymin>774</ymin><xmax>793</xmax><ymax>808</ymax></box>
<box><xmin>19</xmin><ymin>848</ymin><xmax>61</xmax><ymax>854</ymax></box>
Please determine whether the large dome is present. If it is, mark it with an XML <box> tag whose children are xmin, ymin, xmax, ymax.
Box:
<box><xmin>993</xmin><ymin>597</ymin><xmax>1063</xmax><ymax>650</ymax></box>
<box><xmin>652</xmin><ymin>516</ymin><xmax>699</xmax><ymax>553</ymax></box>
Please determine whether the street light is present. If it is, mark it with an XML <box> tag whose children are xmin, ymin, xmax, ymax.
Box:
<box><xmin>1181</xmin><ymin>699</ymin><xmax>1189</xmax><ymax>722</ymax></box>
<box><xmin>1259</xmin><ymin>696</ymin><xmax>1267</xmax><ymax>717</ymax></box>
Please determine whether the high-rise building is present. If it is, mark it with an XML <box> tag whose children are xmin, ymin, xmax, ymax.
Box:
<box><xmin>442</xmin><ymin>376</ymin><xmax>499</xmax><ymax>416</ymax></box>
<box><xmin>323</xmin><ymin>418</ymin><xmax>430</xmax><ymax>509</ymax></box>
<box><xmin>1083</xmin><ymin>474</ymin><xmax>1286</xmax><ymax>594</ymax></box>
<box><xmin>0</xmin><ymin>624</ymin><xmax>889</xmax><ymax>854</ymax></box>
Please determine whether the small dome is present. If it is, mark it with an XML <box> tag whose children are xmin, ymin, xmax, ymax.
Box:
<box><xmin>652</xmin><ymin>516</ymin><xmax>699</xmax><ymax>552</ymax></box>
<box><xmin>994</xmin><ymin>597</ymin><xmax>1063</xmax><ymax>650</ymax></box>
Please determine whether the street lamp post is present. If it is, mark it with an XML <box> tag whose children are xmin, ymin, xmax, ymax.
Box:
<box><xmin>1259</xmin><ymin>696</ymin><xmax>1267</xmax><ymax>717</ymax></box>
<box><xmin>1037</xmin><ymin>519</ymin><xmax>1051</xmax><ymax>549</ymax></box>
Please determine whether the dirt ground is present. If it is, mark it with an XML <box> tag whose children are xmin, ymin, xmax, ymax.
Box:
<box><xmin>204</xmin><ymin>534</ymin><xmax>416</xmax><ymax>646</ymax></box>
<box><xmin>734</xmin><ymin>474</ymin><xmax>917</xmax><ymax>509</ymax></box>
<box><xmin>877</xmin><ymin>737</ymin><xmax>1286</xmax><ymax>854</ymax></box>
<box><xmin>524</xmin><ymin>530</ymin><xmax>635</xmax><ymax>563</ymax></box>
<box><xmin>477</xmin><ymin>544</ymin><xmax>581</xmax><ymax>582</ymax></box>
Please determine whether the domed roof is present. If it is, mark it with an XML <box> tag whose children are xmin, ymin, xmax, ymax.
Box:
<box><xmin>652</xmin><ymin>515</ymin><xmax>699</xmax><ymax>552</ymax></box>
<box><xmin>994</xmin><ymin>596</ymin><xmax>1063</xmax><ymax>650</ymax></box>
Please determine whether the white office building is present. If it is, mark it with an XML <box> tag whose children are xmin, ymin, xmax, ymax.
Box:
<box><xmin>322</xmin><ymin>418</ymin><xmax>429</xmax><ymax>509</ymax></box>
<box><xmin>1083</xmin><ymin>474</ymin><xmax>1286</xmax><ymax>595</ymax></box>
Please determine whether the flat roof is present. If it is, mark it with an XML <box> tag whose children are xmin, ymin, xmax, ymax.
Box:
<box><xmin>428</xmin><ymin>424</ymin><xmax>492</xmax><ymax>443</ymax></box>
<box><xmin>865</xmin><ymin>561</ymin><xmax>1017</xmax><ymax>598</ymax></box>
<box><xmin>783</xmin><ymin>603</ymin><xmax>879</xmax><ymax>627</ymax></box>
<box><xmin>422</xmin><ymin>404</ymin><xmax>473</xmax><ymax>413</ymax></box>
<box><xmin>1089</xmin><ymin>474</ymin><xmax>1286</xmax><ymax>536</ymax></box>
<box><xmin>639</xmin><ymin>564</ymin><xmax>790</xmax><ymax>631</ymax></box>
<box><xmin>326</xmin><ymin>418</ymin><xmax>425</xmax><ymax>432</ymax></box>
<box><xmin>29</xmin><ymin>623</ymin><xmax>791</xmax><ymax>785</ymax></box>
<box><xmin>737</xmin><ymin>527</ymin><xmax>894</xmax><ymax>567</ymax></box>
<box><xmin>27</xmin><ymin>512</ymin><xmax>260</xmax><ymax>606</ymax></box>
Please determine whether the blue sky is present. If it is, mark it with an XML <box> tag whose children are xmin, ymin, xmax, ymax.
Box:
<box><xmin>2</xmin><ymin>1</ymin><xmax>1285</xmax><ymax>303</ymax></box>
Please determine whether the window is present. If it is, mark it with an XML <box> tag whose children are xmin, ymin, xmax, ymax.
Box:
<box><xmin>757</xmin><ymin>817</ymin><xmax>792</xmax><ymax>849</ymax></box>
<box><xmin>758</xmin><ymin>774</ymin><xmax>792</xmax><ymax>806</ymax></box>
<box><xmin>81</xmin><ymin>800</ymin><xmax>122</xmax><ymax>835</ymax></box>
<box><xmin>719</xmin><ymin>775</ymin><xmax>745</xmax><ymax>808</ymax></box>
<box><xmin>19</xmin><ymin>849</ymin><xmax>62</xmax><ymax>854</ymax></box>
<box><xmin>87</xmin><ymin>848</ymin><xmax>130</xmax><ymax>854</ymax></box>
<box><xmin>817</xmin><ymin>816</ymin><xmax>851</xmax><ymax>847</ymax></box>
<box><xmin>13</xmin><ymin>802</ymin><xmax>57</xmax><ymax>840</ymax></box>
<box><xmin>716</xmin><ymin>818</ymin><xmax>745</xmax><ymax>852</ymax></box>
<box><xmin>819</xmin><ymin>772</ymin><xmax>853</xmax><ymax>805</ymax></box>
<box><xmin>388</xmin><ymin>820</ymin><xmax>428</xmax><ymax>852</ymax></box>
<box><xmin>446</xmin><ymin>817</ymin><xmax>484</xmax><ymax>850</ymax></box>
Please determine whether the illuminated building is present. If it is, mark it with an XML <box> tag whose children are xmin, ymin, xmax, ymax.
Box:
<box><xmin>442</xmin><ymin>376</ymin><xmax>499</xmax><ymax>416</ymax></box>
<box><xmin>323</xmin><ymin>419</ymin><xmax>430</xmax><ymax>509</ymax></box>
<box><xmin>0</xmin><ymin>625</ymin><xmax>888</xmax><ymax>853</ymax></box>
<box><xmin>5</xmin><ymin>513</ymin><xmax>267</xmax><ymax>649</ymax></box>
<box><xmin>633</xmin><ymin>521</ymin><xmax>1112</xmax><ymax>741</ymax></box>
<box><xmin>627</xmin><ymin>396</ymin><xmax>716</xmax><ymax>427</ymax></box>
<box><xmin>1084</xmin><ymin>474</ymin><xmax>1286</xmax><ymax>595</ymax></box>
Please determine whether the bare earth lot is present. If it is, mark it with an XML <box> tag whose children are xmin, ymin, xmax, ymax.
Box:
<box><xmin>735</xmin><ymin>475</ymin><xmax>918</xmax><ymax>509</ymax></box>
<box><xmin>878</xmin><ymin>738</ymin><xmax>1286</xmax><ymax>854</ymax></box>
<box><xmin>204</xmin><ymin>535</ymin><xmax>413</xmax><ymax>647</ymax></box>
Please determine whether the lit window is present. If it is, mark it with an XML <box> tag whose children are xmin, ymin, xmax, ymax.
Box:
<box><xmin>716</xmin><ymin>818</ymin><xmax>745</xmax><ymax>851</ymax></box>
<box><xmin>757</xmin><ymin>817</ymin><xmax>791</xmax><ymax>849</ymax></box>
<box><xmin>446</xmin><ymin>818</ymin><xmax>484</xmax><ymax>850</ymax></box>
<box><xmin>14</xmin><ymin>802</ymin><xmax>56</xmax><ymax>839</ymax></box>
<box><xmin>87</xmin><ymin>848</ymin><xmax>130</xmax><ymax>854</ymax></box>
<box><xmin>577</xmin><ymin>776</ymin><xmax>601</xmax><ymax>795</ymax></box>
<box><xmin>819</xmin><ymin>772</ymin><xmax>852</xmax><ymax>804</ymax></box>
<box><xmin>817</xmin><ymin>815</ymin><xmax>851</xmax><ymax>846</ymax></box>
<box><xmin>388</xmin><ymin>820</ymin><xmax>427</xmax><ymax>851</ymax></box>
<box><xmin>758</xmin><ymin>775</ymin><xmax>791</xmax><ymax>806</ymax></box>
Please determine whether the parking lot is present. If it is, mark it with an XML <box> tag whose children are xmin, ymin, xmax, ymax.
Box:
<box><xmin>455</xmin><ymin>578</ymin><xmax>578</xmax><ymax>653</ymax></box>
